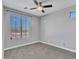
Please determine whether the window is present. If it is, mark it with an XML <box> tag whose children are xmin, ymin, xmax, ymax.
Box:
<box><xmin>70</xmin><ymin>11</ymin><xmax>76</xmax><ymax>17</ymax></box>
<box><xmin>10</xmin><ymin>15</ymin><xmax>30</xmax><ymax>39</ymax></box>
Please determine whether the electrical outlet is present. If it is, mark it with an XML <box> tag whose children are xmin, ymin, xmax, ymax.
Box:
<box><xmin>63</xmin><ymin>42</ymin><xmax>66</xmax><ymax>46</ymax></box>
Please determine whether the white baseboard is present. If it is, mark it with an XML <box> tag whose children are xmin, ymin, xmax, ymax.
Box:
<box><xmin>4</xmin><ymin>41</ymin><xmax>39</xmax><ymax>51</ymax></box>
<box><xmin>4</xmin><ymin>41</ymin><xmax>76</xmax><ymax>53</ymax></box>
<box><xmin>39</xmin><ymin>41</ymin><xmax>76</xmax><ymax>53</ymax></box>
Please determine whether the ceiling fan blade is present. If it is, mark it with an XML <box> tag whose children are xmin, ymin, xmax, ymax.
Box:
<box><xmin>43</xmin><ymin>5</ymin><xmax>52</xmax><ymax>8</ymax></box>
<box><xmin>30</xmin><ymin>8</ymin><xmax>36</xmax><ymax>10</ymax></box>
<box><xmin>34</xmin><ymin>0</ymin><xmax>38</xmax><ymax>5</ymax></box>
<box><xmin>42</xmin><ymin>10</ymin><xmax>45</xmax><ymax>13</ymax></box>
<box><xmin>24</xmin><ymin>7</ymin><xmax>28</xmax><ymax>9</ymax></box>
<box><xmin>39</xmin><ymin>2</ymin><xmax>42</xmax><ymax>6</ymax></box>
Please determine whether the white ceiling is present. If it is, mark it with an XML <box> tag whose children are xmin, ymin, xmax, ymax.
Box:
<box><xmin>3</xmin><ymin>0</ymin><xmax>75</xmax><ymax>16</ymax></box>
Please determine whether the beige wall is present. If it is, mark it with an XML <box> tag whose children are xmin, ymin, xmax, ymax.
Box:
<box><xmin>3</xmin><ymin>7</ymin><xmax>40</xmax><ymax>49</ymax></box>
<box><xmin>41</xmin><ymin>5</ymin><xmax>76</xmax><ymax>51</ymax></box>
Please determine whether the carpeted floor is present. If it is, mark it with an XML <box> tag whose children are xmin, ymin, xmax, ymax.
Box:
<box><xmin>4</xmin><ymin>42</ymin><xmax>76</xmax><ymax>59</ymax></box>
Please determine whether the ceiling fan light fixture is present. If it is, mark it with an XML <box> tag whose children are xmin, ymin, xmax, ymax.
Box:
<box><xmin>37</xmin><ymin>6</ymin><xmax>43</xmax><ymax>11</ymax></box>
<box><xmin>30</xmin><ymin>0</ymin><xmax>52</xmax><ymax>13</ymax></box>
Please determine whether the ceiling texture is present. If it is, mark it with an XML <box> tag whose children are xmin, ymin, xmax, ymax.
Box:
<box><xmin>3</xmin><ymin>0</ymin><xmax>76</xmax><ymax>16</ymax></box>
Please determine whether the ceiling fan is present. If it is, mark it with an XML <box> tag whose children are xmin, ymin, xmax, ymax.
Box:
<box><xmin>30</xmin><ymin>0</ymin><xmax>52</xmax><ymax>13</ymax></box>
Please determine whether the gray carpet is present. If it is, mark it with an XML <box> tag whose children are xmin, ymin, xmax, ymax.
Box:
<box><xmin>4</xmin><ymin>42</ymin><xmax>76</xmax><ymax>59</ymax></box>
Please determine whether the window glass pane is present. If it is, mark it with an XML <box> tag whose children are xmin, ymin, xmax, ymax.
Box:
<box><xmin>10</xmin><ymin>15</ymin><xmax>21</xmax><ymax>38</ymax></box>
<box><xmin>22</xmin><ymin>16</ymin><xmax>30</xmax><ymax>36</ymax></box>
<box><xmin>70</xmin><ymin>11</ymin><xmax>76</xmax><ymax>17</ymax></box>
